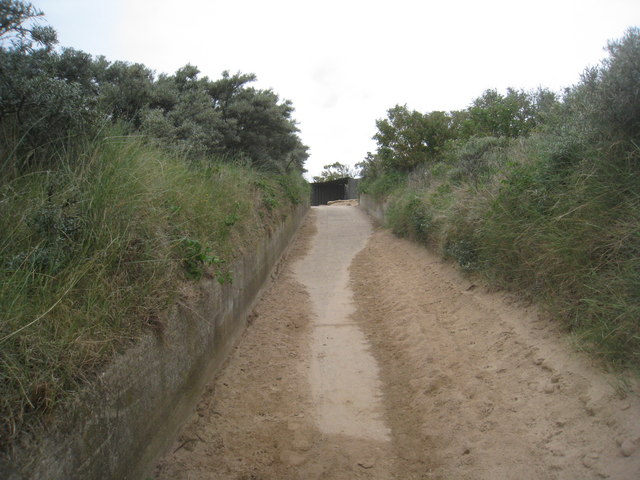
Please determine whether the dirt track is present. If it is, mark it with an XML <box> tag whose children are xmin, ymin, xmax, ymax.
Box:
<box><xmin>154</xmin><ymin>206</ymin><xmax>640</xmax><ymax>480</ymax></box>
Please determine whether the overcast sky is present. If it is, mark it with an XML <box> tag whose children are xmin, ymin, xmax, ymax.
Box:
<box><xmin>37</xmin><ymin>0</ymin><xmax>639</xmax><ymax>178</ymax></box>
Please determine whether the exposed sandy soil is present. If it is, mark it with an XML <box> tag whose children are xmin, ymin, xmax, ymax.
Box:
<box><xmin>153</xmin><ymin>205</ymin><xmax>640</xmax><ymax>479</ymax></box>
<box><xmin>327</xmin><ymin>199</ymin><xmax>359</xmax><ymax>206</ymax></box>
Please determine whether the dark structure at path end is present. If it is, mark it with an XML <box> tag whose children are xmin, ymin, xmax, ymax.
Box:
<box><xmin>311</xmin><ymin>177</ymin><xmax>360</xmax><ymax>206</ymax></box>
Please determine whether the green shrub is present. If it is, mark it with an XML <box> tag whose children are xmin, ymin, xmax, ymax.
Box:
<box><xmin>178</xmin><ymin>238</ymin><xmax>228</xmax><ymax>282</ymax></box>
<box><xmin>575</xmin><ymin>27</ymin><xmax>640</xmax><ymax>141</ymax></box>
<box><xmin>359</xmin><ymin>170</ymin><xmax>406</xmax><ymax>199</ymax></box>
<box><xmin>443</xmin><ymin>238</ymin><xmax>479</xmax><ymax>272</ymax></box>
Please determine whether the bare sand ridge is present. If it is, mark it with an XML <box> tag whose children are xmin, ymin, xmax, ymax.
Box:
<box><xmin>154</xmin><ymin>205</ymin><xmax>640</xmax><ymax>479</ymax></box>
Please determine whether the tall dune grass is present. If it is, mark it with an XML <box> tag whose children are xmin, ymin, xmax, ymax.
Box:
<box><xmin>0</xmin><ymin>134</ymin><xmax>307</xmax><ymax>445</ymax></box>
<box><xmin>379</xmin><ymin>133</ymin><xmax>640</xmax><ymax>368</ymax></box>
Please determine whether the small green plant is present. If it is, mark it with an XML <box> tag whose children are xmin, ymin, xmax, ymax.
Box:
<box><xmin>277</xmin><ymin>172</ymin><xmax>309</xmax><ymax>205</ymax></box>
<box><xmin>411</xmin><ymin>200</ymin><xmax>433</xmax><ymax>237</ymax></box>
<box><xmin>179</xmin><ymin>238</ymin><xmax>230</xmax><ymax>283</ymax></box>
<box><xmin>263</xmin><ymin>196</ymin><xmax>278</xmax><ymax>211</ymax></box>
<box><xmin>254</xmin><ymin>177</ymin><xmax>280</xmax><ymax>211</ymax></box>
<box><xmin>224</xmin><ymin>212</ymin><xmax>240</xmax><ymax>227</ymax></box>
<box><xmin>443</xmin><ymin>239</ymin><xmax>479</xmax><ymax>272</ymax></box>
<box><xmin>6</xmin><ymin>202</ymin><xmax>86</xmax><ymax>274</ymax></box>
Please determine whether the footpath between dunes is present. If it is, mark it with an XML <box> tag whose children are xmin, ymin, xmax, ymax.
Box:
<box><xmin>153</xmin><ymin>205</ymin><xmax>640</xmax><ymax>480</ymax></box>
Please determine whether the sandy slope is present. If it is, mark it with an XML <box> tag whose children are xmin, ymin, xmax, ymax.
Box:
<box><xmin>350</xmin><ymin>227</ymin><xmax>640</xmax><ymax>479</ymax></box>
<box><xmin>153</xmin><ymin>206</ymin><xmax>640</xmax><ymax>479</ymax></box>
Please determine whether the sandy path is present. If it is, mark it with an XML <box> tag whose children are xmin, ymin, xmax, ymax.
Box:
<box><xmin>153</xmin><ymin>205</ymin><xmax>640</xmax><ymax>480</ymax></box>
<box><xmin>293</xmin><ymin>206</ymin><xmax>390</xmax><ymax>444</ymax></box>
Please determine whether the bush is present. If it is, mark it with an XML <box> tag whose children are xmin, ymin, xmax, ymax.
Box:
<box><xmin>359</xmin><ymin>170</ymin><xmax>406</xmax><ymax>199</ymax></box>
<box><xmin>577</xmin><ymin>27</ymin><xmax>640</xmax><ymax>141</ymax></box>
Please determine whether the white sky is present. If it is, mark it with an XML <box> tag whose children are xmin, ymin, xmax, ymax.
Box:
<box><xmin>37</xmin><ymin>0</ymin><xmax>640</xmax><ymax>178</ymax></box>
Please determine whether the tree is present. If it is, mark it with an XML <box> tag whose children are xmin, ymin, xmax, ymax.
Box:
<box><xmin>461</xmin><ymin>88</ymin><xmax>538</xmax><ymax>138</ymax></box>
<box><xmin>92</xmin><ymin>57</ymin><xmax>155</xmax><ymax>127</ymax></box>
<box><xmin>141</xmin><ymin>68</ymin><xmax>308</xmax><ymax>171</ymax></box>
<box><xmin>313</xmin><ymin>162</ymin><xmax>356</xmax><ymax>182</ymax></box>
<box><xmin>571</xmin><ymin>27</ymin><xmax>640</xmax><ymax>141</ymax></box>
<box><xmin>373</xmin><ymin>105</ymin><xmax>457</xmax><ymax>172</ymax></box>
<box><xmin>0</xmin><ymin>0</ymin><xmax>56</xmax><ymax>51</ymax></box>
<box><xmin>355</xmin><ymin>152</ymin><xmax>383</xmax><ymax>180</ymax></box>
<box><xmin>0</xmin><ymin>1</ymin><xmax>100</xmax><ymax>169</ymax></box>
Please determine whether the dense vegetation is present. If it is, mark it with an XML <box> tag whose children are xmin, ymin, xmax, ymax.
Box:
<box><xmin>359</xmin><ymin>27</ymin><xmax>640</xmax><ymax>368</ymax></box>
<box><xmin>0</xmin><ymin>1</ymin><xmax>308</xmax><ymax>446</ymax></box>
